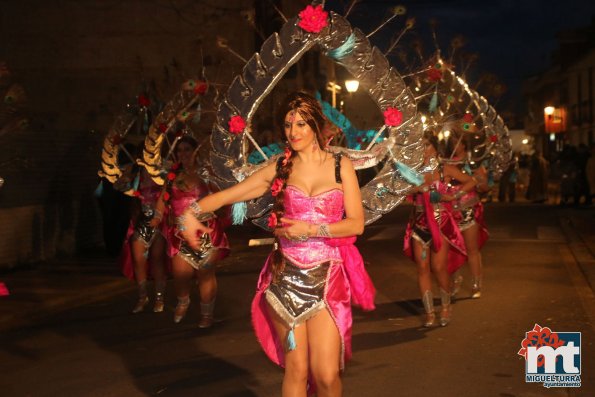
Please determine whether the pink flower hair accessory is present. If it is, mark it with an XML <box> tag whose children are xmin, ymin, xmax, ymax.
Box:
<box><xmin>282</xmin><ymin>147</ymin><xmax>292</xmax><ymax>166</ymax></box>
<box><xmin>271</xmin><ymin>178</ymin><xmax>284</xmax><ymax>197</ymax></box>
<box><xmin>268</xmin><ymin>212</ymin><xmax>278</xmax><ymax>228</ymax></box>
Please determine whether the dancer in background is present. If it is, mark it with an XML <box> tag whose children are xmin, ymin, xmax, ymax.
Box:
<box><xmin>448</xmin><ymin>132</ymin><xmax>489</xmax><ymax>298</ymax></box>
<box><xmin>178</xmin><ymin>92</ymin><xmax>375</xmax><ymax>396</ymax></box>
<box><xmin>119</xmin><ymin>166</ymin><xmax>168</xmax><ymax>314</ymax></box>
<box><xmin>157</xmin><ymin>135</ymin><xmax>229</xmax><ymax>328</ymax></box>
<box><xmin>404</xmin><ymin>133</ymin><xmax>476</xmax><ymax>327</ymax></box>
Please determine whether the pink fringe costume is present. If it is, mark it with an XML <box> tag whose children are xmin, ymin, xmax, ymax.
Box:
<box><xmin>165</xmin><ymin>182</ymin><xmax>229</xmax><ymax>269</ymax></box>
<box><xmin>403</xmin><ymin>166</ymin><xmax>467</xmax><ymax>274</ymax></box>
<box><xmin>251</xmin><ymin>154</ymin><xmax>376</xmax><ymax>373</ymax></box>
<box><xmin>119</xmin><ymin>177</ymin><xmax>164</xmax><ymax>280</ymax></box>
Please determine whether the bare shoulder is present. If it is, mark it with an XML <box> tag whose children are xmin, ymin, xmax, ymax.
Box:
<box><xmin>339</xmin><ymin>154</ymin><xmax>355</xmax><ymax>173</ymax></box>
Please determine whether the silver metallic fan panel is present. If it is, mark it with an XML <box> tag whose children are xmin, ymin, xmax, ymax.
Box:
<box><xmin>210</xmin><ymin>12</ymin><xmax>424</xmax><ymax>228</ymax></box>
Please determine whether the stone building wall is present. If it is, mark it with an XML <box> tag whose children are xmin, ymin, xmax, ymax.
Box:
<box><xmin>0</xmin><ymin>0</ymin><xmax>255</xmax><ymax>268</ymax></box>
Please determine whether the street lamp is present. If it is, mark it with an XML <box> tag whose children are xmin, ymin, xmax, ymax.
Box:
<box><xmin>344</xmin><ymin>79</ymin><xmax>359</xmax><ymax>93</ymax></box>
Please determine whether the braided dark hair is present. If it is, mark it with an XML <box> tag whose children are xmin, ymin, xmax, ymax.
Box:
<box><xmin>270</xmin><ymin>92</ymin><xmax>328</xmax><ymax>280</ymax></box>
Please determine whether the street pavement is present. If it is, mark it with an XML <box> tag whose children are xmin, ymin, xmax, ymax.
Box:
<box><xmin>0</xmin><ymin>203</ymin><xmax>594</xmax><ymax>396</ymax></box>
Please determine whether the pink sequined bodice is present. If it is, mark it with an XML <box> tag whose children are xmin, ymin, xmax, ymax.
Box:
<box><xmin>170</xmin><ymin>185</ymin><xmax>207</xmax><ymax>217</ymax></box>
<box><xmin>280</xmin><ymin>185</ymin><xmax>344</xmax><ymax>267</ymax></box>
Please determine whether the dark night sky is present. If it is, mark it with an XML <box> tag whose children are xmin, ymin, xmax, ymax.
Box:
<box><xmin>325</xmin><ymin>0</ymin><xmax>595</xmax><ymax>122</ymax></box>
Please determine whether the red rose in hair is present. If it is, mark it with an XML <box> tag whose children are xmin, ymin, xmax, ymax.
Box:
<box><xmin>383</xmin><ymin>107</ymin><xmax>403</xmax><ymax>127</ymax></box>
<box><xmin>427</xmin><ymin>68</ymin><xmax>442</xmax><ymax>82</ymax></box>
<box><xmin>138</xmin><ymin>94</ymin><xmax>151</xmax><ymax>107</ymax></box>
<box><xmin>297</xmin><ymin>4</ymin><xmax>328</xmax><ymax>34</ymax></box>
<box><xmin>228</xmin><ymin>115</ymin><xmax>246</xmax><ymax>135</ymax></box>
<box><xmin>167</xmin><ymin>172</ymin><xmax>176</xmax><ymax>181</ymax></box>
<box><xmin>271</xmin><ymin>178</ymin><xmax>284</xmax><ymax>197</ymax></box>
<box><xmin>463</xmin><ymin>113</ymin><xmax>474</xmax><ymax>123</ymax></box>
<box><xmin>282</xmin><ymin>147</ymin><xmax>292</xmax><ymax>166</ymax></box>
<box><xmin>163</xmin><ymin>191</ymin><xmax>170</xmax><ymax>201</ymax></box>
<box><xmin>268</xmin><ymin>212</ymin><xmax>278</xmax><ymax>228</ymax></box>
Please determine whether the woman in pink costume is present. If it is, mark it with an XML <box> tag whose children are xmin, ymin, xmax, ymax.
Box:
<box><xmin>403</xmin><ymin>133</ymin><xmax>476</xmax><ymax>327</ymax></box>
<box><xmin>119</xmin><ymin>167</ymin><xmax>168</xmax><ymax>314</ymax></box>
<box><xmin>179</xmin><ymin>92</ymin><xmax>375</xmax><ymax>396</ymax></box>
<box><xmin>448</xmin><ymin>132</ymin><xmax>489</xmax><ymax>298</ymax></box>
<box><xmin>155</xmin><ymin>135</ymin><xmax>229</xmax><ymax>328</ymax></box>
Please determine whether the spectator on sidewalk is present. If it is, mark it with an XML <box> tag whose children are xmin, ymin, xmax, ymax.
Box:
<box><xmin>586</xmin><ymin>144</ymin><xmax>595</xmax><ymax>206</ymax></box>
<box><xmin>498</xmin><ymin>157</ymin><xmax>518</xmax><ymax>203</ymax></box>
<box><xmin>526</xmin><ymin>151</ymin><xmax>548</xmax><ymax>203</ymax></box>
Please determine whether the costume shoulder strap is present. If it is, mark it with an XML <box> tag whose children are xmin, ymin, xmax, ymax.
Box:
<box><xmin>334</xmin><ymin>153</ymin><xmax>342</xmax><ymax>183</ymax></box>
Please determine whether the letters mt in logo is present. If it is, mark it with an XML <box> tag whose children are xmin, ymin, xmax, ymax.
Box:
<box><xmin>518</xmin><ymin>324</ymin><xmax>581</xmax><ymax>388</ymax></box>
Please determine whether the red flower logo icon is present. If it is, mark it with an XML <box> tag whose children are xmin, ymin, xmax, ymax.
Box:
<box><xmin>518</xmin><ymin>324</ymin><xmax>565</xmax><ymax>368</ymax></box>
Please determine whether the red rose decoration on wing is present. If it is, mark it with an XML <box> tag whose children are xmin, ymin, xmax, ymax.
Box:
<box><xmin>463</xmin><ymin>113</ymin><xmax>474</xmax><ymax>123</ymax></box>
<box><xmin>297</xmin><ymin>5</ymin><xmax>328</xmax><ymax>33</ymax></box>
<box><xmin>138</xmin><ymin>94</ymin><xmax>151</xmax><ymax>107</ymax></box>
<box><xmin>427</xmin><ymin>68</ymin><xmax>442</xmax><ymax>82</ymax></box>
<box><xmin>383</xmin><ymin>107</ymin><xmax>403</xmax><ymax>127</ymax></box>
<box><xmin>194</xmin><ymin>81</ymin><xmax>208</xmax><ymax>95</ymax></box>
<box><xmin>171</xmin><ymin>162</ymin><xmax>180</xmax><ymax>171</ymax></box>
<box><xmin>110</xmin><ymin>135</ymin><xmax>124</xmax><ymax>145</ymax></box>
<box><xmin>228</xmin><ymin>115</ymin><xmax>246</xmax><ymax>135</ymax></box>
<box><xmin>162</xmin><ymin>191</ymin><xmax>170</xmax><ymax>201</ymax></box>
<box><xmin>167</xmin><ymin>172</ymin><xmax>176</xmax><ymax>181</ymax></box>
<box><xmin>489</xmin><ymin>135</ymin><xmax>498</xmax><ymax>143</ymax></box>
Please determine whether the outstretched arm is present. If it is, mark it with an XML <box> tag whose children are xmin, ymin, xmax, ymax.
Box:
<box><xmin>180</xmin><ymin>161</ymin><xmax>277</xmax><ymax>248</ymax></box>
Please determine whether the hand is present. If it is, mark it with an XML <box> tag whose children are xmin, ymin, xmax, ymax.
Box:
<box><xmin>179</xmin><ymin>208</ymin><xmax>213</xmax><ymax>250</ymax></box>
<box><xmin>274</xmin><ymin>218</ymin><xmax>311</xmax><ymax>241</ymax></box>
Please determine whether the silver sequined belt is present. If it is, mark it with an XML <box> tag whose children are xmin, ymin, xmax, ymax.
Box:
<box><xmin>177</xmin><ymin>233</ymin><xmax>217</xmax><ymax>270</ymax></box>
<box><xmin>265</xmin><ymin>260</ymin><xmax>330</xmax><ymax>328</ymax></box>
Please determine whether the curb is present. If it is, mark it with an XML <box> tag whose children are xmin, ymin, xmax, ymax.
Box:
<box><xmin>558</xmin><ymin>214</ymin><xmax>595</xmax><ymax>294</ymax></box>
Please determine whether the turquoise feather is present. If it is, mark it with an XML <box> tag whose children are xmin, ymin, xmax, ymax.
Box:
<box><xmin>287</xmin><ymin>328</ymin><xmax>296</xmax><ymax>351</ymax></box>
<box><xmin>231</xmin><ymin>201</ymin><xmax>247</xmax><ymax>225</ymax></box>
<box><xmin>395</xmin><ymin>161</ymin><xmax>424</xmax><ymax>186</ymax></box>
<box><xmin>429</xmin><ymin>91</ymin><xmax>438</xmax><ymax>114</ymax></box>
